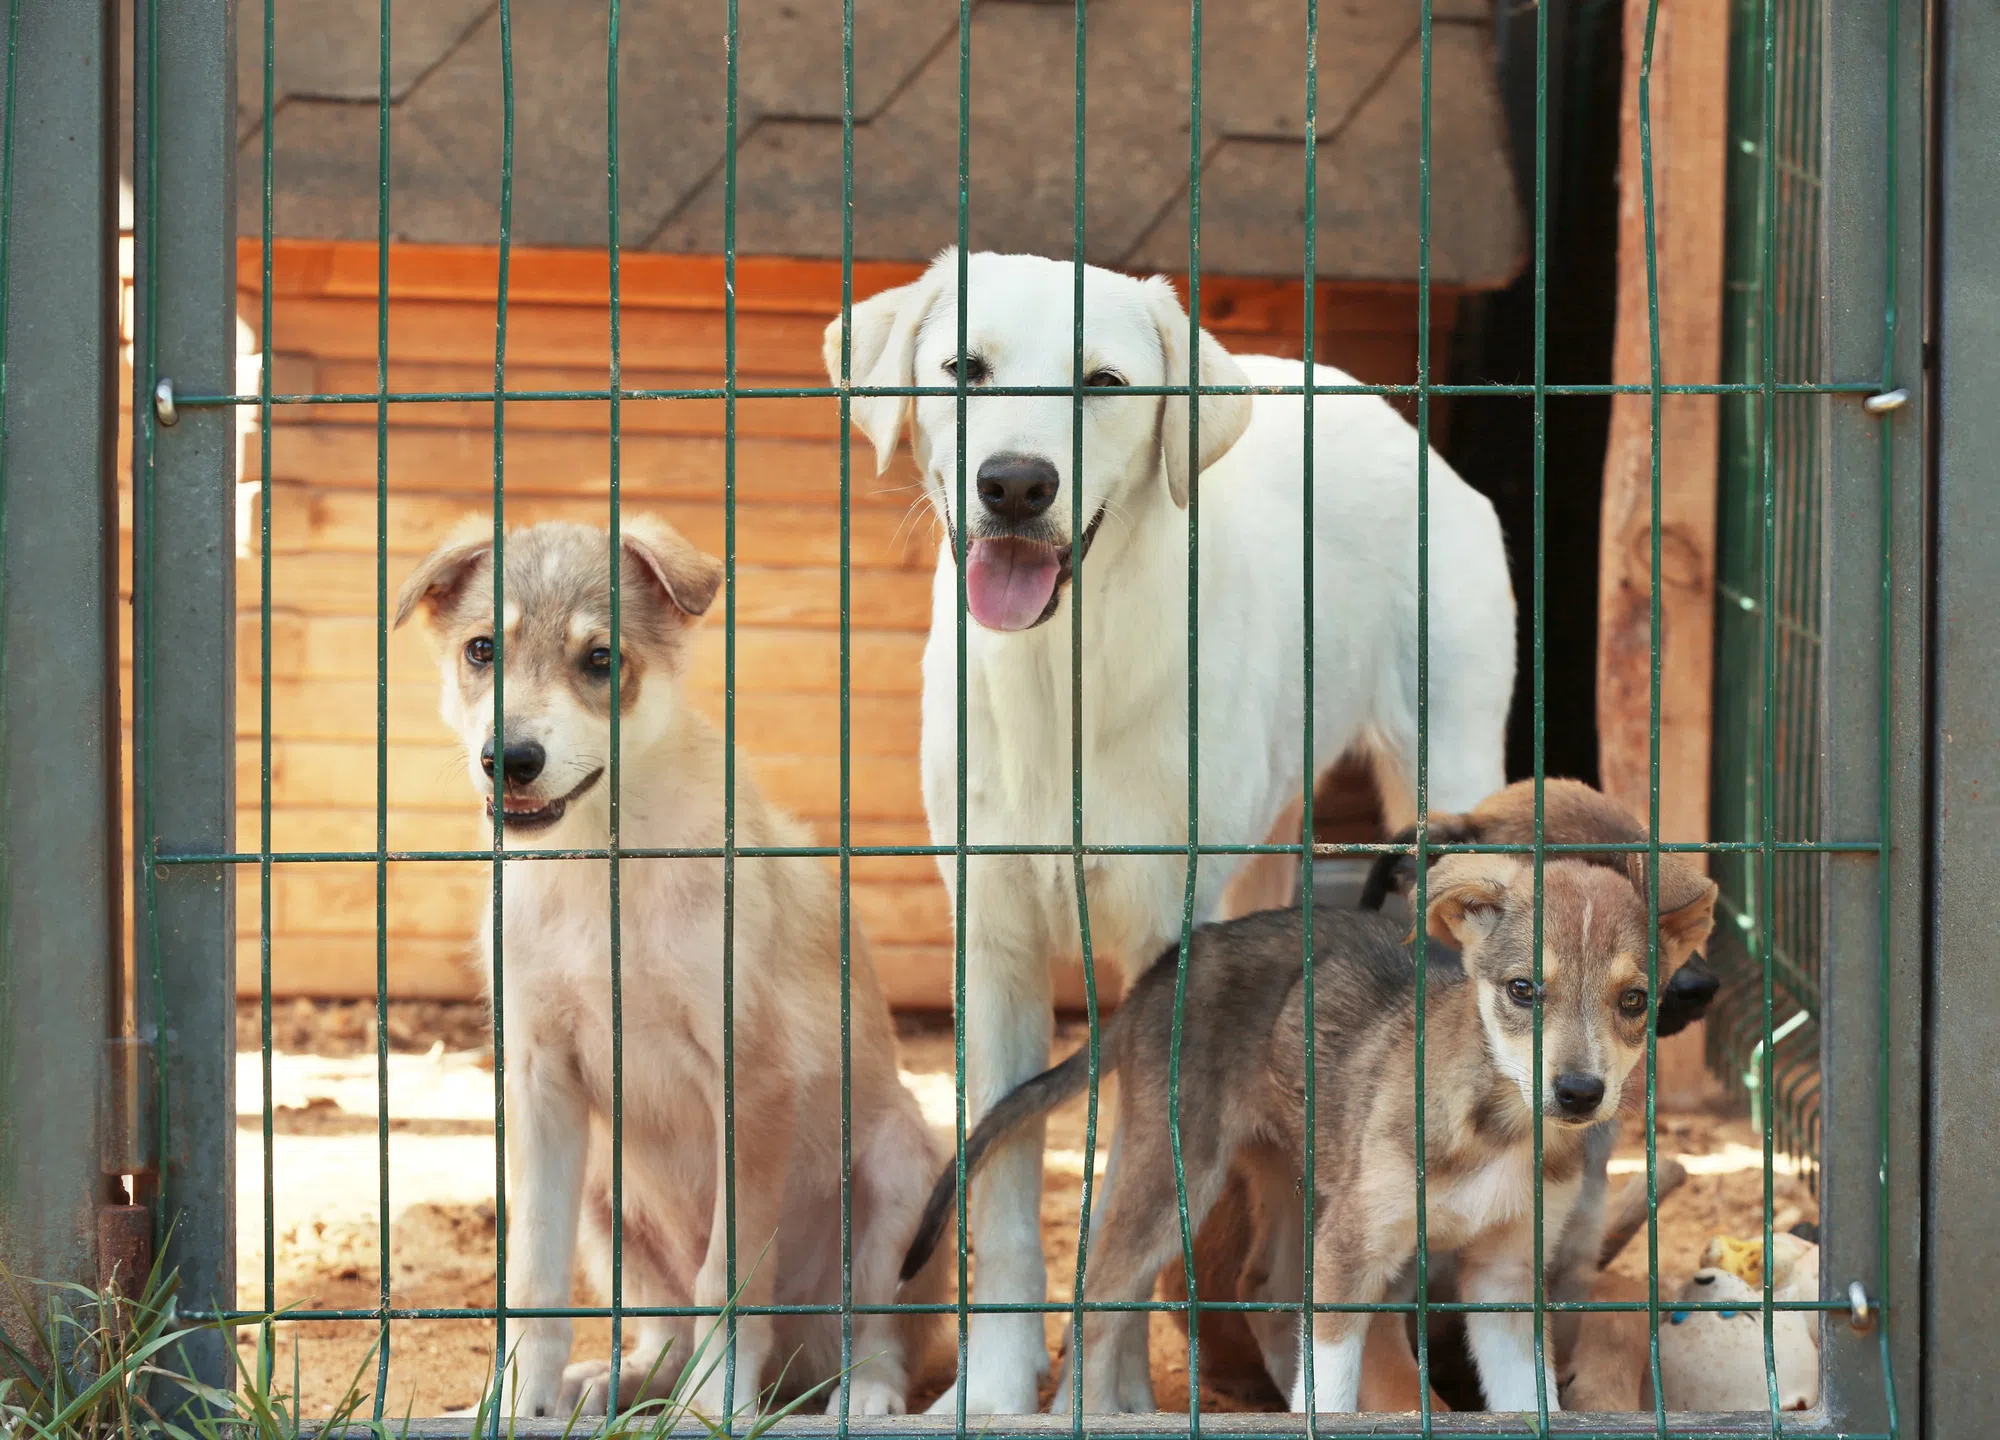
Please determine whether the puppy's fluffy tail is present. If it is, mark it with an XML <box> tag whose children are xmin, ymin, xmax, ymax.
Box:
<box><xmin>899</xmin><ymin>1041</ymin><xmax>1103</xmax><ymax>1284</ymax></box>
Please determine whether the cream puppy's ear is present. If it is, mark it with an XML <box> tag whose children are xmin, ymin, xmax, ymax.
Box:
<box><xmin>823</xmin><ymin>251</ymin><xmax>951</xmax><ymax>475</ymax></box>
<box><xmin>394</xmin><ymin>516</ymin><xmax>494</xmax><ymax>630</ymax></box>
<box><xmin>1145</xmin><ymin>276</ymin><xmax>1253</xmax><ymax>507</ymax></box>
<box><xmin>620</xmin><ymin>514</ymin><xmax>725</xmax><ymax>622</ymax></box>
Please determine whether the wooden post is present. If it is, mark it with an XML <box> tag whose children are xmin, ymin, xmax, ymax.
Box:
<box><xmin>1596</xmin><ymin>0</ymin><xmax>1730</xmax><ymax>1108</ymax></box>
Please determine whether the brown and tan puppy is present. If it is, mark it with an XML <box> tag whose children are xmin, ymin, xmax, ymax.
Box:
<box><xmin>901</xmin><ymin>849</ymin><xmax>1716</xmax><ymax>1415</ymax></box>
<box><xmin>397</xmin><ymin>517</ymin><xmax>946</xmax><ymax>1420</ymax></box>
<box><xmin>1358</xmin><ymin>778</ymin><xmax>1720</xmax><ymax>1042</ymax></box>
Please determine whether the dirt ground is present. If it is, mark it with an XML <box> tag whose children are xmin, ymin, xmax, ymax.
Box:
<box><xmin>235</xmin><ymin>1000</ymin><xmax>1818</xmax><ymax>1418</ymax></box>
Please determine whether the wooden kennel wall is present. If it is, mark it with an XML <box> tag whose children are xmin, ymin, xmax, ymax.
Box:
<box><xmin>208</xmin><ymin>237</ymin><xmax>1455</xmax><ymax>1009</ymax></box>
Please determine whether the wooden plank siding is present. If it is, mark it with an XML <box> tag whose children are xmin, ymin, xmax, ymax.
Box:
<box><xmin>119</xmin><ymin>239</ymin><xmax>1452</xmax><ymax>1009</ymax></box>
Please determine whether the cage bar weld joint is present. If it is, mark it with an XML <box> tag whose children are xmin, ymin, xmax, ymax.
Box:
<box><xmin>153</xmin><ymin>376</ymin><xmax>178</xmax><ymax>426</ymax></box>
<box><xmin>1863</xmin><ymin>388</ymin><xmax>1907</xmax><ymax>414</ymax></box>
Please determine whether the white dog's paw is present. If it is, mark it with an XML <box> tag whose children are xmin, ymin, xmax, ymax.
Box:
<box><xmin>555</xmin><ymin>1359</ymin><xmax>616</xmax><ymax>1417</ymax></box>
<box><xmin>500</xmin><ymin>1331</ymin><xmax>571</xmax><ymax>1419</ymax></box>
<box><xmin>833</xmin><ymin>1376</ymin><xmax>908</xmax><ymax>1417</ymax></box>
<box><xmin>688</xmin><ymin>1372</ymin><xmax>761</xmax><ymax>1423</ymax></box>
<box><xmin>926</xmin><ymin>1370</ymin><xmax>1042</xmax><ymax>1417</ymax></box>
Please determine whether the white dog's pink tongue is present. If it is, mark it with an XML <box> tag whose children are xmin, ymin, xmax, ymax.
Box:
<box><xmin>965</xmin><ymin>538</ymin><xmax>1061</xmax><ymax>631</ymax></box>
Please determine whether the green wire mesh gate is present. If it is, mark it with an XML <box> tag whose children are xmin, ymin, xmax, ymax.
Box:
<box><xmin>1708</xmin><ymin>0</ymin><xmax>1825</xmax><ymax>1182</ymax></box>
<box><xmin>113</xmin><ymin>0</ymin><xmax>1922</xmax><ymax>1433</ymax></box>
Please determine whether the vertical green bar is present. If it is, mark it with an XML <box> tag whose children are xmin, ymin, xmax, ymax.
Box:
<box><xmin>1873</xmin><ymin>0</ymin><xmax>1900</xmax><ymax>1384</ymax></box>
<box><xmin>1634</xmin><ymin>0</ymin><xmax>1671</xmax><ymax>1429</ymax></box>
<box><xmin>1296</xmin><ymin>0</ymin><xmax>1320</xmax><ymax>1420</ymax></box>
<box><xmin>720</xmin><ymin>0</ymin><xmax>741</xmax><ymax>1415</ymax></box>
<box><xmin>1409</xmin><ymin>0</ymin><xmax>1435</xmax><ymax>1427</ymax></box>
<box><xmin>605</xmin><ymin>0</ymin><xmax>627</xmax><ymax>1414</ymax></box>
<box><xmin>256</xmin><ymin>0</ymin><xmax>278</xmax><ymax>1386</ymax></box>
<box><xmin>1167</xmin><ymin>0</ymin><xmax>1205</xmax><ymax>1429</ymax></box>
<box><xmin>837</xmin><ymin>0</ymin><xmax>857</xmax><ymax>1425</ymax></box>
<box><xmin>1755</xmin><ymin>0</ymin><xmax>1783</xmax><ymax>1418</ymax></box>
<box><xmin>1529</xmin><ymin>0</ymin><xmax>1554</xmax><ymax>1421</ymax></box>
<box><xmin>486</xmin><ymin>0</ymin><xmax>516</xmax><ymax>1421</ymax></box>
<box><xmin>1063</xmin><ymin>0</ymin><xmax>1105</xmax><ymax>1427</ymax></box>
<box><xmin>372</xmin><ymin>0</ymin><xmax>395</xmax><ymax>1415</ymax></box>
<box><xmin>949</xmin><ymin>2</ymin><xmax>971</xmax><ymax>1432</ymax></box>
<box><xmin>1160</xmin><ymin>0</ymin><xmax>1200</xmax><ymax>1416</ymax></box>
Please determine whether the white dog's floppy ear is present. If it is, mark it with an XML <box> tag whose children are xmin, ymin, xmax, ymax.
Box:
<box><xmin>1148</xmin><ymin>278</ymin><xmax>1253</xmax><ymax>507</ymax></box>
<box><xmin>823</xmin><ymin>255</ymin><xmax>949</xmax><ymax>476</ymax></box>
<box><xmin>621</xmin><ymin>514</ymin><xmax>726</xmax><ymax>621</ymax></box>
<box><xmin>394</xmin><ymin>516</ymin><xmax>494</xmax><ymax>630</ymax></box>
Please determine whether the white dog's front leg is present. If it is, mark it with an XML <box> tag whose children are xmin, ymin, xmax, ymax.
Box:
<box><xmin>502</xmin><ymin>1048</ymin><xmax>591</xmax><ymax>1420</ymax></box>
<box><xmin>1458</xmin><ymin>1232</ymin><xmax>1562</xmax><ymax>1415</ymax></box>
<box><xmin>929</xmin><ymin>862</ymin><xmax>1053</xmax><ymax>1417</ymax></box>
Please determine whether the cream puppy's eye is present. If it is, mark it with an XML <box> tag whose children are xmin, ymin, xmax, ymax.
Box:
<box><xmin>942</xmin><ymin>355</ymin><xmax>990</xmax><ymax>384</ymax></box>
<box><xmin>1084</xmin><ymin>368</ymin><xmax>1127</xmax><ymax>388</ymax></box>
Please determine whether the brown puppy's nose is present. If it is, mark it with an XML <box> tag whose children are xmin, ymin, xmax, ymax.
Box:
<box><xmin>976</xmin><ymin>453</ymin><xmax>1059</xmax><ymax>524</ymax></box>
<box><xmin>1552</xmin><ymin>1071</ymin><xmax>1606</xmax><ymax>1118</ymax></box>
<box><xmin>481</xmin><ymin>737</ymin><xmax>546</xmax><ymax>785</ymax></box>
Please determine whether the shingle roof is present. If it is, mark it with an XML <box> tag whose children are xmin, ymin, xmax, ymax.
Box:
<box><xmin>241</xmin><ymin>0</ymin><xmax>1525</xmax><ymax>288</ymax></box>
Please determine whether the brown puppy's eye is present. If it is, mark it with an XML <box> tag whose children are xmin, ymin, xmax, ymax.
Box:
<box><xmin>1507</xmin><ymin>977</ymin><xmax>1538</xmax><ymax>1006</ymax></box>
<box><xmin>1084</xmin><ymin>368</ymin><xmax>1127</xmax><ymax>388</ymax></box>
<box><xmin>1619</xmin><ymin>987</ymin><xmax>1650</xmax><ymax>1017</ymax></box>
<box><xmin>465</xmin><ymin>636</ymin><xmax>494</xmax><ymax>666</ymax></box>
<box><xmin>587</xmin><ymin>646</ymin><xmax>614</xmax><ymax>674</ymax></box>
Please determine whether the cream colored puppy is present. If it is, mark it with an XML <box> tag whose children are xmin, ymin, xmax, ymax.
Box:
<box><xmin>397</xmin><ymin>516</ymin><xmax>945</xmax><ymax>1421</ymax></box>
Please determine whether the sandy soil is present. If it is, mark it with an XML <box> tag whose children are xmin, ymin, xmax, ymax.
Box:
<box><xmin>235</xmin><ymin>1001</ymin><xmax>1817</xmax><ymax>1419</ymax></box>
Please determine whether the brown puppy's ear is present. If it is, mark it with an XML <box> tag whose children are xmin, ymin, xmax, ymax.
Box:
<box><xmin>1425</xmin><ymin>854</ymin><xmax>1521</xmax><ymax>949</ymax></box>
<box><xmin>621</xmin><ymin>515</ymin><xmax>725</xmax><ymax>621</ymax></box>
<box><xmin>1657</xmin><ymin>875</ymin><xmax>1720</xmax><ymax>967</ymax></box>
<box><xmin>393</xmin><ymin>517</ymin><xmax>494</xmax><ymax>630</ymax></box>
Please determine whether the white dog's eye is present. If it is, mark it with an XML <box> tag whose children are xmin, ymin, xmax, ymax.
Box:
<box><xmin>942</xmin><ymin>355</ymin><xmax>989</xmax><ymax>384</ymax></box>
<box><xmin>1084</xmin><ymin>368</ymin><xmax>1127</xmax><ymax>388</ymax></box>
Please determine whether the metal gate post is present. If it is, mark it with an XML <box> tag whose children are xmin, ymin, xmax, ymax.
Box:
<box><xmin>1821</xmin><ymin>0</ymin><xmax>1927</xmax><ymax>1432</ymax></box>
<box><xmin>1928</xmin><ymin>0</ymin><xmax>2000</xmax><ymax>1430</ymax></box>
<box><xmin>130</xmin><ymin>0</ymin><xmax>236</xmax><ymax>1400</ymax></box>
<box><xmin>0</xmin><ymin>0</ymin><xmax>125</xmax><ymax>1312</ymax></box>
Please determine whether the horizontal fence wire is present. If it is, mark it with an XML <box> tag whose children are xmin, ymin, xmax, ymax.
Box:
<box><xmin>126</xmin><ymin>0</ymin><xmax>1904</xmax><ymax>1429</ymax></box>
<box><xmin>171</xmin><ymin>381</ymin><xmax>1877</xmax><ymax>405</ymax></box>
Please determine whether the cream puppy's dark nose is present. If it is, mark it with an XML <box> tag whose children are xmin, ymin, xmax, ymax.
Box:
<box><xmin>481</xmin><ymin>737</ymin><xmax>546</xmax><ymax>785</ymax></box>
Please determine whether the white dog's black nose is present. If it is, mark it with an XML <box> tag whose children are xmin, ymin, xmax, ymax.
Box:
<box><xmin>976</xmin><ymin>453</ymin><xmax>1059</xmax><ymax>524</ymax></box>
<box><xmin>1552</xmin><ymin>1071</ymin><xmax>1606</xmax><ymax>1118</ymax></box>
<box><xmin>481</xmin><ymin>737</ymin><xmax>546</xmax><ymax>785</ymax></box>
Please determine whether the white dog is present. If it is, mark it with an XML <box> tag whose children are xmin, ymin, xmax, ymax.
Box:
<box><xmin>825</xmin><ymin>250</ymin><xmax>1516</xmax><ymax>1414</ymax></box>
<box><xmin>396</xmin><ymin>516</ymin><xmax>946</xmax><ymax>1421</ymax></box>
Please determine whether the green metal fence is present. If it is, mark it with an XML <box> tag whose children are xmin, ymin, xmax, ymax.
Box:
<box><xmin>115</xmin><ymin>0</ymin><xmax>1920</xmax><ymax>1434</ymax></box>
<box><xmin>1708</xmin><ymin>0</ymin><xmax>1824</xmax><ymax>1183</ymax></box>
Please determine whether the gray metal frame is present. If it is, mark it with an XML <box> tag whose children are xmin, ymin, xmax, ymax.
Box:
<box><xmin>0</xmin><ymin>0</ymin><xmax>124</xmax><ymax>1300</ymax></box>
<box><xmin>1820</xmin><ymin>0</ymin><xmax>1928</xmax><ymax>1430</ymax></box>
<box><xmin>129</xmin><ymin>0</ymin><xmax>237</xmax><ymax>1400</ymax></box>
<box><xmin>1926</xmin><ymin>0</ymin><xmax>2000</xmax><ymax>1431</ymax></box>
<box><xmin>97</xmin><ymin>0</ymin><xmax>1940</xmax><ymax>1431</ymax></box>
